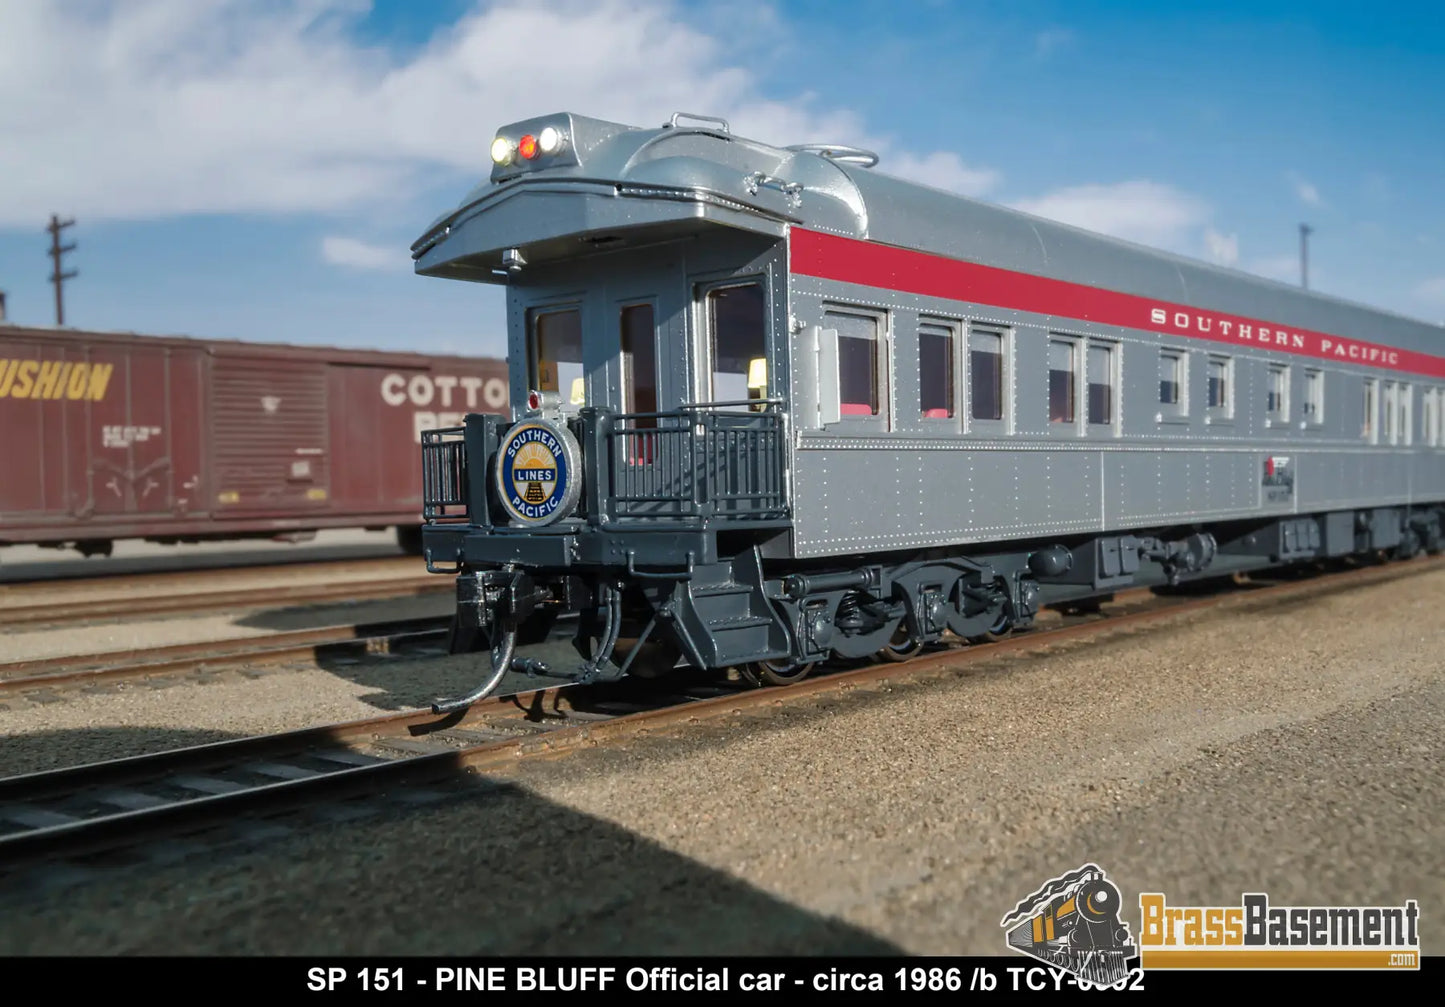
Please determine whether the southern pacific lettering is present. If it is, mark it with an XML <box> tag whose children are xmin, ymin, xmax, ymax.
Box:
<box><xmin>0</xmin><ymin>359</ymin><xmax>114</xmax><ymax>401</ymax></box>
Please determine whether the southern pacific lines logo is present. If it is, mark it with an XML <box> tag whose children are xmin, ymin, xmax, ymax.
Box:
<box><xmin>1140</xmin><ymin>892</ymin><xmax>1420</xmax><ymax>969</ymax></box>
<box><xmin>0</xmin><ymin>358</ymin><xmax>114</xmax><ymax>401</ymax></box>
<box><xmin>495</xmin><ymin>419</ymin><xmax>578</xmax><ymax>526</ymax></box>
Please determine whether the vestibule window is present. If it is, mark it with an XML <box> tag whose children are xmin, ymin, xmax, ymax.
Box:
<box><xmin>620</xmin><ymin>304</ymin><xmax>657</xmax><ymax>415</ymax></box>
<box><xmin>529</xmin><ymin>307</ymin><xmax>584</xmax><ymax>408</ymax></box>
<box><xmin>706</xmin><ymin>283</ymin><xmax>766</xmax><ymax>403</ymax></box>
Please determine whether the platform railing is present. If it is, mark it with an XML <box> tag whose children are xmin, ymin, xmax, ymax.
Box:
<box><xmin>421</xmin><ymin>403</ymin><xmax>789</xmax><ymax>530</ymax></box>
<box><xmin>420</xmin><ymin>426</ymin><xmax>469</xmax><ymax>522</ymax></box>
<box><xmin>600</xmin><ymin>401</ymin><xmax>789</xmax><ymax>524</ymax></box>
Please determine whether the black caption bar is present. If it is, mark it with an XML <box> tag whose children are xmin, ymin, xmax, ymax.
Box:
<box><xmin>1</xmin><ymin>956</ymin><xmax>1436</xmax><ymax>997</ymax></box>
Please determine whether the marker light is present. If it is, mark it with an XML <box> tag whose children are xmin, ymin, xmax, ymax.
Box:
<box><xmin>490</xmin><ymin>136</ymin><xmax>514</xmax><ymax>165</ymax></box>
<box><xmin>570</xmin><ymin>377</ymin><xmax>585</xmax><ymax>405</ymax></box>
<box><xmin>518</xmin><ymin>134</ymin><xmax>539</xmax><ymax>160</ymax></box>
<box><xmin>527</xmin><ymin>390</ymin><xmax>541</xmax><ymax>411</ymax></box>
<box><xmin>538</xmin><ymin>126</ymin><xmax>564</xmax><ymax>154</ymax></box>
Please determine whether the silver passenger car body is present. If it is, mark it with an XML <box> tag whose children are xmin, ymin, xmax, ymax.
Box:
<box><xmin>414</xmin><ymin>111</ymin><xmax>1445</xmax><ymax>562</ymax></box>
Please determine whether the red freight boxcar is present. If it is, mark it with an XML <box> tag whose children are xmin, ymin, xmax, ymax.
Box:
<box><xmin>0</xmin><ymin>326</ymin><xmax>508</xmax><ymax>559</ymax></box>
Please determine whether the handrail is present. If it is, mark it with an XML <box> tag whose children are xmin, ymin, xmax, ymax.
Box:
<box><xmin>785</xmin><ymin>143</ymin><xmax>880</xmax><ymax>168</ymax></box>
<box><xmin>668</xmin><ymin>112</ymin><xmax>731</xmax><ymax>132</ymax></box>
<box><xmin>675</xmin><ymin>398</ymin><xmax>785</xmax><ymax>411</ymax></box>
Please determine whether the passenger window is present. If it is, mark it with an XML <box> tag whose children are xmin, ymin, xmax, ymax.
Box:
<box><xmin>1206</xmin><ymin>355</ymin><xmax>1232</xmax><ymax>419</ymax></box>
<box><xmin>919</xmin><ymin>319</ymin><xmax>956</xmax><ymax>419</ymax></box>
<box><xmin>529</xmin><ymin>308</ymin><xmax>584</xmax><ymax>409</ymax></box>
<box><xmin>1398</xmin><ymin>383</ymin><xmax>1412</xmax><ymax>446</ymax></box>
<box><xmin>620</xmin><ymin>303</ymin><xmax>657</xmax><ymax>416</ymax></box>
<box><xmin>1303</xmin><ymin>369</ymin><xmax>1324</xmax><ymax>424</ymax></box>
<box><xmin>1049</xmin><ymin>338</ymin><xmax>1077</xmax><ymax>425</ymax></box>
<box><xmin>1267</xmin><ymin>363</ymin><xmax>1289</xmax><ymax>422</ymax></box>
<box><xmin>1426</xmin><ymin>389</ymin><xmax>1441</xmax><ymax>447</ymax></box>
<box><xmin>706</xmin><ymin>284</ymin><xmax>766</xmax><ymax>403</ymax></box>
<box><xmin>1087</xmin><ymin>342</ymin><xmax>1115</xmax><ymax>426</ymax></box>
<box><xmin>826</xmin><ymin>308</ymin><xmax>883</xmax><ymax>417</ymax></box>
<box><xmin>1383</xmin><ymin>381</ymin><xmax>1398</xmax><ymax>444</ymax></box>
<box><xmin>969</xmin><ymin>326</ymin><xmax>1006</xmax><ymax>422</ymax></box>
<box><xmin>1362</xmin><ymin>379</ymin><xmax>1378</xmax><ymax>442</ymax></box>
<box><xmin>1159</xmin><ymin>349</ymin><xmax>1186</xmax><ymax>417</ymax></box>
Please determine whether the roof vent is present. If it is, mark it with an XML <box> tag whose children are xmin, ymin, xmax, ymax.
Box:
<box><xmin>786</xmin><ymin>144</ymin><xmax>879</xmax><ymax>168</ymax></box>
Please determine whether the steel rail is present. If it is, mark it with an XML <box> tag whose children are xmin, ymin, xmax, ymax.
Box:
<box><xmin>1</xmin><ymin>553</ymin><xmax>1437</xmax><ymax>874</ymax></box>
<box><xmin>0</xmin><ymin>617</ymin><xmax>452</xmax><ymax>695</ymax></box>
<box><xmin>0</xmin><ymin>575</ymin><xmax>448</xmax><ymax>629</ymax></box>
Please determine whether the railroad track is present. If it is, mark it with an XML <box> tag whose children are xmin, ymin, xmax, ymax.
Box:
<box><xmin>1</xmin><ymin>553</ymin><xmax>1438</xmax><ymax>884</ymax></box>
<box><xmin>0</xmin><ymin>616</ymin><xmax>455</xmax><ymax>697</ymax></box>
<box><xmin>0</xmin><ymin>558</ymin><xmax>448</xmax><ymax>629</ymax></box>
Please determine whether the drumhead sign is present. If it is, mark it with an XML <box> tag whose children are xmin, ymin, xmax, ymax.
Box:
<box><xmin>495</xmin><ymin>419</ymin><xmax>581</xmax><ymax>525</ymax></box>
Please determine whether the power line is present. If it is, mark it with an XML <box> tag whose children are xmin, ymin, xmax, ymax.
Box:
<box><xmin>47</xmin><ymin>214</ymin><xmax>78</xmax><ymax>326</ymax></box>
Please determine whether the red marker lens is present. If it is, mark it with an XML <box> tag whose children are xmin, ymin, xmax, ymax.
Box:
<box><xmin>519</xmin><ymin>134</ymin><xmax>538</xmax><ymax>160</ymax></box>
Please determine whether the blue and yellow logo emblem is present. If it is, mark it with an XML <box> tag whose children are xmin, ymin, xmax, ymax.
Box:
<box><xmin>495</xmin><ymin>419</ymin><xmax>581</xmax><ymax>525</ymax></box>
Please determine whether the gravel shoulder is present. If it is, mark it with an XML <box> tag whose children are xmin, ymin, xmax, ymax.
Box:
<box><xmin>1</xmin><ymin>562</ymin><xmax>1441</xmax><ymax>955</ymax></box>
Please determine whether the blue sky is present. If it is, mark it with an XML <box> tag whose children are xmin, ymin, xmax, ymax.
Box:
<box><xmin>1</xmin><ymin>0</ymin><xmax>1442</xmax><ymax>358</ymax></box>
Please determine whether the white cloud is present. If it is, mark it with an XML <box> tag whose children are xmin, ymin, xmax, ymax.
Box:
<box><xmin>321</xmin><ymin>236</ymin><xmax>399</xmax><ymax>270</ymax></box>
<box><xmin>1010</xmin><ymin>181</ymin><xmax>1210</xmax><ymax>250</ymax></box>
<box><xmin>1034</xmin><ymin>27</ymin><xmax>1074</xmax><ymax>58</ymax></box>
<box><xmin>1287</xmin><ymin>171</ymin><xmax>1321</xmax><ymax>207</ymax></box>
<box><xmin>1414</xmin><ymin>276</ymin><xmax>1445</xmax><ymax>307</ymax></box>
<box><xmin>885</xmin><ymin>151</ymin><xmax>998</xmax><ymax>198</ymax></box>
<box><xmin>1204</xmin><ymin>227</ymin><xmax>1239</xmax><ymax>267</ymax></box>
<box><xmin>1245</xmin><ymin>254</ymin><xmax>1302</xmax><ymax>284</ymax></box>
<box><xmin>0</xmin><ymin>0</ymin><xmax>1000</xmax><ymax>226</ymax></box>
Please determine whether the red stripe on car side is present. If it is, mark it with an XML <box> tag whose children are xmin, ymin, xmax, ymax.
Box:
<box><xmin>790</xmin><ymin>227</ymin><xmax>1445</xmax><ymax>380</ymax></box>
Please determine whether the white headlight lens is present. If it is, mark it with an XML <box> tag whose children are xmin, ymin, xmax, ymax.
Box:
<box><xmin>490</xmin><ymin>136</ymin><xmax>514</xmax><ymax>165</ymax></box>
<box><xmin>538</xmin><ymin>126</ymin><xmax>563</xmax><ymax>154</ymax></box>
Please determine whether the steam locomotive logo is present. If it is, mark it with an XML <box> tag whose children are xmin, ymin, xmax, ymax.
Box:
<box><xmin>1001</xmin><ymin>863</ymin><xmax>1138</xmax><ymax>987</ymax></box>
<box><xmin>495</xmin><ymin>419</ymin><xmax>582</xmax><ymax>526</ymax></box>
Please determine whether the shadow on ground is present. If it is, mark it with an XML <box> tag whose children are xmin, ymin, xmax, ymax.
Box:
<box><xmin>0</xmin><ymin>725</ymin><xmax>900</xmax><ymax>956</ymax></box>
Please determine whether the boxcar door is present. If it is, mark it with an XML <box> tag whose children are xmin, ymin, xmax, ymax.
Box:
<box><xmin>86</xmin><ymin>344</ymin><xmax>205</xmax><ymax>517</ymax></box>
<box><xmin>209</xmin><ymin>355</ymin><xmax>331</xmax><ymax>515</ymax></box>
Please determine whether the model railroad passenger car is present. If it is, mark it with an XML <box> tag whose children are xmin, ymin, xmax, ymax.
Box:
<box><xmin>0</xmin><ymin>326</ymin><xmax>507</xmax><ymax>561</ymax></box>
<box><xmin>411</xmin><ymin>112</ymin><xmax>1445</xmax><ymax>710</ymax></box>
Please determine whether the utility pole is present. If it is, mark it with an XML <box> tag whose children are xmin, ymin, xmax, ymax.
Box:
<box><xmin>47</xmin><ymin>214</ymin><xmax>77</xmax><ymax>326</ymax></box>
<box><xmin>1299</xmin><ymin>223</ymin><xmax>1312</xmax><ymax>290</ymax></box>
